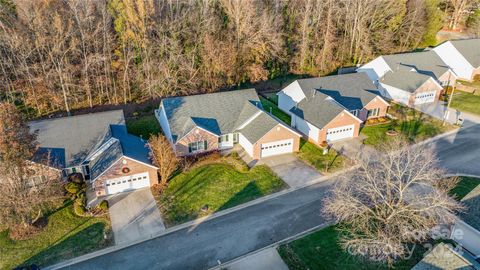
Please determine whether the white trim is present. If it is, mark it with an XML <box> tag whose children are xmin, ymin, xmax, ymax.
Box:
<box><xmin>84</xmin><ymin>137</ymin><xmax>119</xmax><ymax>163</ymax></box>
<box><xmin>123</xmin><ymin>156</ymin><xmax>158</xmax><ymax>169</ymax></box>
<box><xmin>369</xmin><ymin>95</ymin><xmax>390</xmax><ymax>107</ymax></box>
<box><xmin>426</xmin><ymin>76</ymin><xmax>443</xmax><ymax>90</ymax></box>
<box><xmin>90</xmin><ymin>155</ymin><xmax>158</xmax><ymax>182</ymax></box>
<box><xmin>342</xmin><ymin>109</ymin><xmax>363</xmax><ymax>123</ymax></box>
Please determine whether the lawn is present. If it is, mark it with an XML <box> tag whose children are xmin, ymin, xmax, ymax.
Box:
<box><xmin>126</xmin><ymin>115</ymin><xmax>161</xmax><ymax>139</ymax></box>
<box><xmin>278</xmin><ymin>226</ymin><xmax>427</xmax><ymax>270</ymax></box>
<box><xmin>296</xmin><ymin>139</ymin><xmax>346</xmax><ymax>173</ymax></box>
<box><xmin>361</xmin><ymin>104</ymin><xmax>456</xmax><ymax>146</ymax></box>
<box><xmin>449</xmin><ymin>177</ymin><xmax>480</xmax><ymax>200</ymax></box>
<box><xmin>158</xmin><ymin>154</ymin><xmax>286</xmax><ymax>226</ymax></box>
<box><xmin>0</xmin><ymin>201</ymin><xmax>112</xmax><ymax>269</ymax></box>
<box><xmin>260</xmin><ymin>96</ymin><xmax>291</xmax><ymax>125</ymax></box>
<box><xmin>450</xmin><ymin>90</ymin><xmax>480</xmax><ymax>116</ymax></box>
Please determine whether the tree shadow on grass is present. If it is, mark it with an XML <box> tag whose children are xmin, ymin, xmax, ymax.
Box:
<box><xmin>19</xmin><ymin>222</ymin><xmax>111</xmax><ymax>268</ymax></box>
<box><xmin>218</xmin><ymin>181</ymin><xmax>262</xmax><ymax>211</ymax></box>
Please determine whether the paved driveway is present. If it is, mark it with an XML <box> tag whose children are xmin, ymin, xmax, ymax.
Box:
<box><xmin>107</xmin><ymin>188</ymin><xmax>165</xmax><ymax>245</ymax></box>
<box><xmin>259</xmin><ymin>154</ymin><xmax>322</xmax><ymax>188</ymax></box>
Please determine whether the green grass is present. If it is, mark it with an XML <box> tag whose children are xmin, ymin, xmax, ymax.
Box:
<box><xmin>450</xmin><ymin>90</ymin><xmax>480</xmax><ymax>116</ymax></box>
<box><xmin>126</xmin><ymin>115</ymin><xmax>161</xmax><ymax>139</ymax></box>
<box><xmin>0</xmin><ymin>201</ymin><xmax>112</xmax><ymax>269</ymax></box>
<box><xmin>296</xmin><ymin>139</ymin><xmax>345</xmax><ymax>173</ymax></box>
<box><xmin>260</xmin><ymin>97</ymin><xmax>291</xmax><ymax>125</ymax></box>
<box><xmin>361</xmin><ymin>104</ymin><xmax>456</xmax><ymax>146</ymax></box>
<box><xmin>278</xmin><ymin>226</ymin><xmax>427</xmax><ymax>270</ymax></box>
<box><xmin>159</xmin><ymin>156</ymin><xmax>286</xmax><ymax>226</ymax></box>
<box><xmin>449</xmin><ymin>177</ymin><xmax>480</xmax><ymax>200</ymax></box>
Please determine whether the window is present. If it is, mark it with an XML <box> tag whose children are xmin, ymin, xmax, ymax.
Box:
<box><xmin>219</xmin><ymin>134</ymin><xmax>229</xmax><ymax>143</ymax></box>
<box><xmin>350</xmin><ymin>110</ymin><xmax>358</xmax><ymax>117</ymax></box>
<box><xmin>188</xmin><ymin>140</ymin><xmax>207</xmax><ymax>153</ymax></box>
<box><xmin>368</xmin><ymin>108</ymin><xmax>380</xmax><ymax>118</ymax></box>
<box><xmin>233</xmin><ymin>133</ymin><xmax>239</xmax><ymax>143</ymax></box>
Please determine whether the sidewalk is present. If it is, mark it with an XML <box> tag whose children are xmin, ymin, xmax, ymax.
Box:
<box><xmin>223</xmin><ymin>247</ymin><xmax>288</xmax><ymax>270</ymax></box>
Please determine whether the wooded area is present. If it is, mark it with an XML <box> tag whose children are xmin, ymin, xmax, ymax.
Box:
<box><xmin>0</xmin><ymin>0</ymin><xmax>478</xmax><ymax>117</ymax></box>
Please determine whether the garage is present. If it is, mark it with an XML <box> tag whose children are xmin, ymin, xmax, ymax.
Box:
<box><xmin>105</xmin><ymin>172</ymin><xmax>150</xmax><ymax>195</ymax></box>
<box><xmin>326</xmin><ymin>124</ymin><xmax>355</xmax><ymax>142</ymax></box>
<box><xmin>414</xmin><ymin>91</ymin><xmax>436</xmax><ymax>105</ymax></box>
<box><xmin>260</xmin><ymin>139</ymin><xmax>294</xmax><ymax>158</ymax></box>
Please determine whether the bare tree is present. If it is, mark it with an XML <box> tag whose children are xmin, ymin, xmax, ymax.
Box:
<box><xmin>323</xmin><ymin>138</ymin><xmax>461</xmax><ymax>264</ymax></box>
<box><xmin>149</xmin><ymin>134</ymin><xmax>178</xmax><ymax>187</ymax></box>
<box><xmin>448</xmin><ymin>0</ymin><xmax>476</xmax><ymax>30</ymax></box>
<box><xmin>0</xmin><ymin>102</ymin><xmax>62</xmax><ymax>237</ymax></box>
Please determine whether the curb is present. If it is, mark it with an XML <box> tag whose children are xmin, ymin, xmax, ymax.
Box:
<box><xmin>210</xmin><ymin>221</ymin><xmax>333</xmax><ymax>270</ymax></box>
<box><xmin>46</xmin><ymin>165</ymin><xmax>357</xmax><ymax>270</ymax></box>
<box><xmin>445</xmin><ymin>173</ymin><xmax>480</xmax><ymax>179</ymax></box>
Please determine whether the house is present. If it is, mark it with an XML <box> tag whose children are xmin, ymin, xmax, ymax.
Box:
<box><xmin>433</xmin><ymin>38</ymin><xmax>480</xmax><ymax>81</ymax></box>
<box><xmin>277</xmin><ymin>73</ymin><xmax>389</xmax><ymax>145</ymax></box>
<box><xmin>357</xmin><ymin>50</ymin><xmax>451</xmax><ymax>107</ymax></box>
<box><xmin>29</xmin><ymin>110</ymin><xmax>158</xmax><ymax>197</ymax></box>
<box><xmin>156</xmin><ymin>89</ymin><xmax>302</xmax><ymax>160</ymax></box>
<box><xmin>451</xmin><ymin>184</ymin><xmax>480</xmax><ymax>258</ymax></box>
<box><xmin>412</xmin><ymin>242</ymin><xmax>480</xmax><ymax>270</ymax></box>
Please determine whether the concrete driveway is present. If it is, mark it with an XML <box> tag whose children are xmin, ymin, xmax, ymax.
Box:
<box><xmin>259</xmin><ymin>154</ymin><xmax>322</xmax><ymax>188</ymax></box>
<box><xmin>107</xmin><ymin>188</ymin><xmax>165</xmax><ymax>245</ymax></box>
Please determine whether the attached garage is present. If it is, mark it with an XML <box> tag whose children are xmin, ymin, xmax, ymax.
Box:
<box><xmin>326</xmin><ymin>124</ymin><xmax>355</xmax><ymax>142</ymax></box>
<box><xmin>105</xmin><ymin>172</ymin><xmax>150</xmax><ymax>195</ymax></box>
<box><xmin>414</xmin><ymin>91</ymin><xmax>436</xmax><ymax>105</ymax></box>
<box><xmin>260</xmin><ymin>139</ymin><xmax>294</xmax><ymax>158</ymax></box>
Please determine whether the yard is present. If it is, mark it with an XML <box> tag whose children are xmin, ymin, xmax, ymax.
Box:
<box><xmin>296</xmin><ymin>139</ymin><xmax>346</xmax><ymax>173</ymax></box>
<box><xmin>361</xmin><ymin>104</ymin><xmax>456</xmax><ymax>146</ymax></box>
<box><xmin>157</xmin><ymin>154</ymin><xmax>286</xmax><ymax>226</ymax></box>
<box><xmin>259</xmin><ymin>96</ymin><xmax>291</xmax><ymax>125</ymax></box>
<box><xmin>449</xmin><ymin>176</ymin><xmax>480</xmax><ymax>200</ymax></box>
<box><xmin>449</xmin><ymin>90</ymin><xmax>480</xmax><ymax>116</ymax></box>
<box><xmin>278</xmin><ymin>226</ymin><xmax>427</xmax><ymax>270</ymax></box>
<box><xmin>0</xmin><ymin>201</ymin><xmax>112</xmax><ymax>269</ymax></box>
<box><xmin>126</xmin><ymin>114</ymin><xmax>161</xmax><ymax>139</ymax></box>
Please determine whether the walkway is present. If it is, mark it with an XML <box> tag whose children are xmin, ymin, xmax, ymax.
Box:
<box><xmin>107</xmin><ymin>188</ymin><xmax>166</xmax><ymax>245</ymax></box>
<box><xmin>223</xmin><ymin>247</ymin><xmax>288</xmax><ymax>270</ymax></box>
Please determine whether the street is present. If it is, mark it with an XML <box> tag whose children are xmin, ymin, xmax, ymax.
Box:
<box><xmin>65</xmin><ymin>121</ymin><xmax>480</xmax><ymax>270</ymax></box>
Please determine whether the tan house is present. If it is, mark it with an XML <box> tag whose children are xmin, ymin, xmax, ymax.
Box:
<box><xmin>29</xmin><ymin>110</ymin><xmax>158</xmax><ymax>199</ymax></box>
<box><xmin>156</xmin><ymin>89</ymin><xmax>302</xmax><ymax>160</ymax></box>
<box><xmin>278</xmin><ymin>73</ymin><xmax>389</xmax><ymax>146</ymax></box>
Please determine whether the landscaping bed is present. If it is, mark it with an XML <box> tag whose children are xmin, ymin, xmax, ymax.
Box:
<box><xmin>296</xmin><ymin>139</ymin><xmax>347</xmax><ymax>173</ymax></box>
<box><xmin>0</xmin><ymin>201</ymin><xmax>112</xmax><ymax>269</ymax></box>
<box><xmin>361</xmin><ymin>104</ymin><xmax>457</xmax><ymax>146</ymax></box>
<box><xmin>156</xmin><ymin>153</ymin><xmax>286</xmax><ymax>227</ymax></box>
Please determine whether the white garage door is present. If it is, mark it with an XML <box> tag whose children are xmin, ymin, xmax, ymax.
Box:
<box><xmin>414</xmin><ymin>91</ymin><xmax>436</xmax><ymax>105</ymax></box>
<box><xmin>326</xmin><ymin>124</ymin><xmax>355</xmax><ymax>142</ymax></box>
<box><xmin>105</xmin><ymin>172</ymin><xmax>150</xmax><ymax>195</ymax></box>
<box><xmin>260</xmin><ymin>139</ymin><xmax>294</xmax><ymax>158</ymax></box>
<box><xmin>452</xmin><ymin>221</ymin><xmax>480</xmax><ymax>257</ymax></box>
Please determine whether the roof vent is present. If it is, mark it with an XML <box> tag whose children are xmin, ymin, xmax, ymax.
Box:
<box><xmin>312</xmin><ymin>89</ymin><xmax>316</xmax><ymax>97</ymax></box>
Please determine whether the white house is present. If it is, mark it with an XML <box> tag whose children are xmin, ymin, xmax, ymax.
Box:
<box><xmin>433</xmin><ymin>39</ymin><xmax>480</xmax><ymax>81</ymax></box>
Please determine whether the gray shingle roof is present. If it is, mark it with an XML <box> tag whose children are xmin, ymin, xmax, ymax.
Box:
<box><xmin>459</xmin><ymin>184</ymin><xmax>480</xmax><ymax>231</ymax></box>
<box><xmin>29</xmin><ymin>110</ymin><xmax>125</xmax><ymax>168</ymax></box>
<box><xmin>380</xmin><ymin>69</ymin><xmax>433</xmax><ymax>93</ymax></box>
<box><xmin>161</xmin><ymin>89</ymin><xmax>262</xmax><ymax>142</ymax></box>
<box><xmin>412</xmin><ymin>242</ymin><xmax>480</xmax><ymax>270</ymax></box>
<box><xmin>451</xmin><ymin>39</ymin><xmax>480</xmax><ymax>68</ymax></box>
<box><xmin>382</xmin><ymin>50</ymin><xmax>451</xmax><ymax>79</ymax></box>
<box><xmin>290</xmin><ymin>92</ymin><xmax>346</xmax><ymax>129</ymax></box>
<box><xmin>295</xmin><ymin>73</ymin><xmax>381</xmax><ymax>111</ymax></box>
<box><xmin>239</xmin><ymin>109</ymin><xmax>281</xmax><ymax>143</ymax></box>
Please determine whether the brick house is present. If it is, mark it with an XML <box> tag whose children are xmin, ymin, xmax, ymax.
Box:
<box><xmin>29</xmin><ymin>110</ymin><xmax>158</xmax><ymax>198</ymax></box>
<box><xmin>156</xmin><ymin>89</ymin><xmax>302</xmax><ymax>160</ymax></box>
<box><xmin>278</xmin><ymin>73</ymin><xmax>389</xmax><ymax>145</ymax></box>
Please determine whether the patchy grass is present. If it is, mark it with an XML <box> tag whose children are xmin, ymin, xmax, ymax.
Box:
<box><xmin>450</xmin><ymin>177</ymin><xmax>480</xmax><ymax>200</ymax></box>
<box><xmin>296</xmin><ymin>139</ymin><xmax>346</xmax><ymax>173</ymax></box>
<box><xmin>260</xmin><ymin>97</ymin><xmax>291</xmax><ymax>125</ymax></box>
<box><xmin>361</xmin><ymin>104</ymin><xmax>457</xmax><ymax>146</ymax></box>
<box><xmin>278</xmin><ymin>226</ymin><xmax>427</xmax><ymax>270</ymax></box>
<box><xmin>0</xmin><ymin>201</ymin><xmax>112</xmax><ymax>269</ymax></box>
<box><xmin>126</xmin><ymin>115</ymin><xmax>161</xmax><ymax>139</ymax></box>
<box><xmin>158</xmin><ymin>155</ymin><xmax>286</xmax><ymax>227</ymax></box>
<box><xmin>450</xmin><ymin>90</ymin><xmax>480</xmax><ymax>116</ymax></box>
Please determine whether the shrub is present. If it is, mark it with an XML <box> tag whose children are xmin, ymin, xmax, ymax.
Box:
<box><xmin>68</xmin><ymin>173</ymin><xmax>84</xmax><ymax>183</ymax></box>
<box><xmin>73</xmin><ymin>201</ymin><xmax>86</xmax><ymax>216</ymax></box>
<box><xmin>75</xmin><ymin>192</ymin><xmax>86</xmax><ymax>207</ymax></box>
<box><xmin>97</xmin><ymin>200</ymin><xmax>109</xmax><ymax>211</ymax></box>
<box><xmin>229</xmin><ymin>151</ymin><xmax>239</xmax><ymax>159</ymax></box>
<box><xmin>65</xmin><ymin>182</ymin><xmax>81</xmax><ymax>194</ymax></box>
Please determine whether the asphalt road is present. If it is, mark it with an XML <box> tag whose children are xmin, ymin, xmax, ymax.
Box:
<box><xmin>65</xmin><ymin>121</ymin><xmax>480</xmax><ymax>270</ymax></box>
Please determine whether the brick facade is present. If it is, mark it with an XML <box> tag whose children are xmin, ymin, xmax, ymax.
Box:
<box><xmin>251</xmin><ymin>124</ymin><xmax>300</xmax><ymax>159</ymax></box>
<box><xmin>438</xmin><ymin>70</ymin><xmax>457</xmax><ymax>87</ymax></box>
<box><xmin>174</xmin><ymin>128</ymin><xmax>219</xmax><ymax>156</ymax></box>
<box><xmin>93</xmin><ymin>156</ymin><xmax>158</xmax><ymax>196</ymax></box>
<box><xmin>408</xmin><ymin>79</ymin><xmax>443</xmax><ymax>107</ymax></box>
<box><xmin>317</xmin><ymin>111</ymin><xmax>361</xmax><ymax>144</ymax></box>
<box><xmin>472</xmin><ymin>67</ymin><xmax>480</xmax><ymax>81</ymax></box>
<box><xmin>358</xmin><ymin>97</ymin><xmax>389</xmax><ymax>121</ymax></box>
